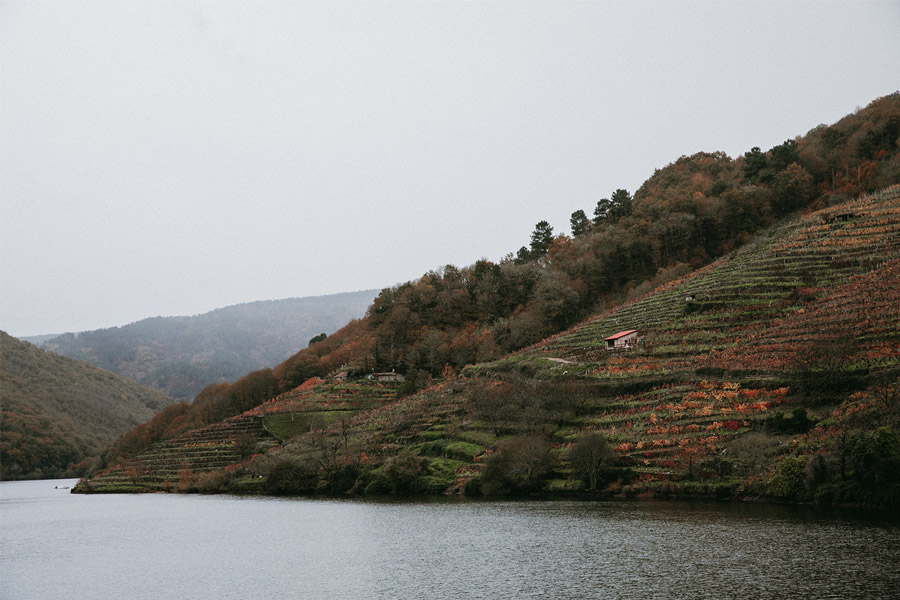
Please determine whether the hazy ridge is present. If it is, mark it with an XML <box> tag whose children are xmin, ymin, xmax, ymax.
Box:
<box><xmin>36</xmin><ymin>290</ymin><xmax>378</xmax><ymax>401</ymax></box>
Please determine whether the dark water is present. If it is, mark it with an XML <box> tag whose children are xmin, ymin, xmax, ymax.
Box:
<box><xmin>2</xmin><ymin>479</ymin><xmax>898</xmax><ymax>599</ymax></box>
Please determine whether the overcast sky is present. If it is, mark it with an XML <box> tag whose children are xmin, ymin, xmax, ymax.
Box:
<box><xmin>1</xmin><ymin>1</ymin><xmax>898</xmax><ymax>337</ymax></box>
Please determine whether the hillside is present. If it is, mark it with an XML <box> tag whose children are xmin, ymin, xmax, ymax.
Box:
<box><xmin>79</xmin><ymin>93</ymin><xmax>900</xmax><ymax>475</ymax></box>
<box><xmin>37</xmin><ymin>290</ymin><xmax>378</xmax><ymax>401</ymax></box>
<box><xmin>0</xmin><ymin>332</ymin><xmax>176</xmax><ymax>480</ymax></box>
<box><xmin>76</xmin><ymin>186</ymin><xmax>900</xmax><ymax>505</ymax></box>
<box><xmin>75</xmin><ymin>96</ymin><xmax>900</xmax><ymax>504</ymax></box>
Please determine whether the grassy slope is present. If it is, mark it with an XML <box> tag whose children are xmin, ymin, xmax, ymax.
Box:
<box><xmin>76</xmin><ymin>187</ymin><xmax>900</xmax><ymax>499</ymax></box>
<box><xmin>1</xmin><ymin>332</ymin><xmax>176</xmax><ymax>479</ymax></box>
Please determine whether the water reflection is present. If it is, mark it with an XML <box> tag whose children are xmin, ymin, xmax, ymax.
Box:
<box><xmin>2</xmin><ymin>480</ymin><xmax>898</xmax><ymax>600</ymax></box>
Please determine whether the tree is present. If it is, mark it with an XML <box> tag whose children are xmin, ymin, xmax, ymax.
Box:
<box><xmin>768</xmin><ymin>456</ymin><xmax>806</xmax><ymax>501</ymax></box>
<box><xmin>742</xmin><ymin>146</ymin><xmax>767</xmax><ymax>179</ymax></box>
<box><xmin>469</xmin><ymin>380</ymin><xmax>518</xmax><ymax>435</ymax></box>
<box><xmin>533</xmin><ymin>270</ymin><xmax>583</xmax><ymax>331</ymax></box>
<box><xmin>568</xmin><ymin>433</ymin><xmax>614</xmax><ymax>491</ymax></box>
<box><xmin>529</xmin><ymin>220</ymin><xmax>555</xmax><ymax>258</ymax></box>
<box><xmin>593</xmin><ymin>197</ymin><xmax>611</xmax><ymax>225</ymax></box>
<box><xmin>570</xmin><ymin>209</ymin><xmax>590</xmax><ymax>236</ymax></box>
<box><xmin>414</xmin><ymin>328</ymin><xmax>447</xmax><ymax>374</ymax></box>
<box><xmin>769</xmin><ymin>139</ymin><xmax>799</xmax><ymax>171</ymax></box>
<box><xmin>480</xmin><ymin>434</ymin><xmax>554</xmax><ymax>495</ymax></box>
<box><xmin>308</xmin><ymin>333</ymin><xmax>327</xmax><ymax>346</ymax></box>
<box><xmin>608</xmin><ymin>189</ymin><xmax>633</xmax><ymax>222</ymax></box>
<box><xmin>847</xmin><ymin>427</ymin><xmax>900</xmax><ymax>495</ymax></box>
<box><xmin>383</xmin><ymin>450</ymin><xmax>429</xmax><ymax>494</ymax></box>
<box><xmin>514</xmin><ymin>246</ymin><xmax>532</xmax><ymax>265</ymax></box>
<box><xmin>772</xmin><ymin>162</ymin><xmax>814</xmax><ymax>215</ymax></box>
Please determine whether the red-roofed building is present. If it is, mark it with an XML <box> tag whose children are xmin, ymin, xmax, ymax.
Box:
<box><xmin>604</xmin><ymin>329</ymin><xmax>638</xmax><ymax>350</ymax></box>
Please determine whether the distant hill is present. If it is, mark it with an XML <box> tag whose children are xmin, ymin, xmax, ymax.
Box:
<box><xmin>0</xmin><ymin>331</ymin><xmax>175</xmax><ymax>480</ymax></box>
<box><xmin>38</xmin><ymin>290</ymin><xmax>378</xmax><ymax>401</ymax></box>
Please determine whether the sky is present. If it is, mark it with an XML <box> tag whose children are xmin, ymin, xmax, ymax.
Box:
<box><xmin>1</xmin><ymin>1</ymin><xmax>898</xmax><ymax>338</ymax></box>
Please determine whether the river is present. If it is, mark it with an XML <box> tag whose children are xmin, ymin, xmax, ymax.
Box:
<box><xmin>2</xmin><ymin>479</ymin><xmax>898</xmax><ymax>599</ymax></box>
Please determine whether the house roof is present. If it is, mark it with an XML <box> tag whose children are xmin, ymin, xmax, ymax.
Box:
<box><xmin>604</xmin><ymin>329</ymin><xmax>638</xmax><ymax>341</ymax></box>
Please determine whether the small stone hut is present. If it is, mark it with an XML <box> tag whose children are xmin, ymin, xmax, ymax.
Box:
<box><xmin>371</xmin><ymin>372</ymin><xmax>405</xmax><ymax>383</ymax></box>
<box><xmin>604</xmin><ymin>329</ymin><xmax>638</xmax><ymax>350</ymax></box>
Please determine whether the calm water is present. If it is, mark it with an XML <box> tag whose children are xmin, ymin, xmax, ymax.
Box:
<box><xmin>2</xmin><ymin>479</ymin><xmax>899</xmax><ymax>599</ymax></box>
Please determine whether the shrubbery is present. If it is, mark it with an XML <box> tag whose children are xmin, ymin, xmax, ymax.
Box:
<box><xmin>772</xmin><ymin>426</ymin><xmax>900</xmax><ymax>508</ymax></box>
<box><xmin>479</xmin><ymin>434</ymin><xmax>555</xmax><ymax>496</ymax></box>
<box><xmin>768</xmin><ymin>456</ymin><xmax>806</xmax><ymax>501</ymax></box>
<box><xmin>266</xmin><ymin>459</ymin><xmax>318</xmax><ymax>495</ymax></box>
<box><xmin>568</xmin><ymin>433</ymin><xmax>614</xmax><ymax>491</ymax></box>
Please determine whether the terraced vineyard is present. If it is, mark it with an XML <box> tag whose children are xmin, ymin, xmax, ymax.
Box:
<box><xmin>76</xmin><ymin>187</ymin><xmax>900</xmax><ymax>499</ymax></box>
<box><xmin>76</xmin><ymin>378</ymin><xmax>403</xmax><ymax>492</ymax></box>
<box><xmin>76</xmin><ymin>415</ymin><xmax>270</xmax><ymax>492</ymax></box>
<box><xmin>252</xmin><ymin>378</ymin><xmax>403</xmax><ymax>441</ymax></box>
<box><xmin>248</xmin><ymin>377</ymin><xmax>399</xmax><ymax>417</ymax></box>
<box><xmin>534</xmin><ymin>185</ymin><xmax>900</xmax><ymax>370</ymax></box>
<box><xmin>481</xmin><ymin>185</ymin><xmax>900</xmax><ymax>488</ymax></box>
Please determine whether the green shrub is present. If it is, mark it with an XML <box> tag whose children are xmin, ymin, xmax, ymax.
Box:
<box><xmin>266</xmin><ymin>459</ymin><xmax>318</xmax><ymax>495</ymax></box>
<box><xmin>323</xmin><ymin>462</ymin><xmax>360</xmax><ymax>494</ymax></box>
<box><xmin>846</xmin><ymin>427</ymin><xmax>900</xmax><ymax>507</ymax></box>
<box><xmin>364</xmin><ymin>475</ymin><xmax>393</xmax><ymax>495</ymax></box>
<box><xmin>383</xmin><ymin>451</ymin><xmax>429</xmax><ymax>494</ymax></box>
<box><xmin>768</xmin><ymin>456</ymin><xmax>806</xmax><ymax>501</ymax></box>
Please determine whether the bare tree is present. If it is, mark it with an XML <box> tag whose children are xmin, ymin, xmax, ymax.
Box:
<box><xmin>568</xmin><ymin>433</ymin><xmax>614</xmax><ymax>491</ymax></box>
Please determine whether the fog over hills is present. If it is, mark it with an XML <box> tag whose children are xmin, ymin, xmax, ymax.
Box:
<box><xmin>35</xmin><ymin>290</ymin><xmax>378</xmax><ymax>401</ymax></box>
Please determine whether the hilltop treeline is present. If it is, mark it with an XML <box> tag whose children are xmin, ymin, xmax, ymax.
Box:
<box><xmin>98</xmin><ymin>93</ymin><xmax>900</xmax><ymax>469</ymax></box>
<box><xmin>364</xmin><ymin>93</ymin><xmax>900</xmax><ymax>372</ymax></box>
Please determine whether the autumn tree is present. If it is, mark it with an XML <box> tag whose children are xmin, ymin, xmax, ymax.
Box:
<box><xmin>469</xmin><ymin>379</ymin><xmax>518</xmax><ymax>435</ymax></box>
<box><xmin>772</xmin><ymin>162</ymin><xmax>814</xmax><ymax>215</ymax></box>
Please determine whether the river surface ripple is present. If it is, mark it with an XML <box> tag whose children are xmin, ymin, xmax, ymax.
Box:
<box><xmin>2</xmin><ymin>479</ymin><xmax>898</xmax><ymax>599</ymax></box>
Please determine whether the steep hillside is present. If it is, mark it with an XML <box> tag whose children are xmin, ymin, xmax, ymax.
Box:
<box><xmin>38</xmin><ymin>290</ymin><xmax>378</xmax><ymax>401</ymax></box>
<box><xmin>84</xmin><ymin>94</ymin><xmax>900</xmax><ymax>470</ymax></box>
<box><xmin>76</xmin><ymin>187</ymin><xmax>900</xmax><ymax>505</ymax></box>
<box><xmin>1</xmin><ymin>332</ymin><xmax>176</xmax><ymax>479</ymax></box>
